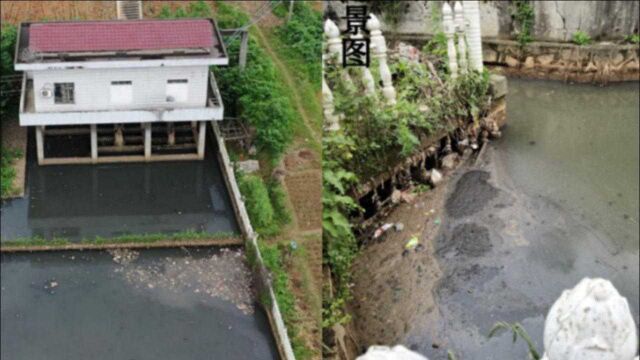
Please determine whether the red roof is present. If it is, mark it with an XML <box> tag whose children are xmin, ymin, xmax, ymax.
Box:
<box><xmin>29</xmin><ymin>19</ymin><xmax>215</xmax><ymax>53</ymax></box>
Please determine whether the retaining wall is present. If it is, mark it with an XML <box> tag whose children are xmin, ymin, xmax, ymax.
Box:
<box><xmin>211</xmin><ymin>121</ymin><xmax>296</xmax><ymax>360</ymax></box>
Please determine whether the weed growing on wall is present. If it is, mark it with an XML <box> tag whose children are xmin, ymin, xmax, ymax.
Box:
<box><xmin>625</xmin><ymin>34</ymin><xmax>640</xmax><ymax>44</ymax></box>
<box><xmin>572</xmin><ymin>30</ymin><xmax>592</xmax><ymax>45</ymax></box>
<box><xmin>511</xmin><ymin>0</ymin><xmax>535</xmax><ymax>47</ymax></box>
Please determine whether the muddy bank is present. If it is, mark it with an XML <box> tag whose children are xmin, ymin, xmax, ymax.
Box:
<box><xmin>348</xmin><ymin>79</ymin><xmax>639</xmax><ymax>360</ymax></box>
<box><xmin>1</xmin><ymin>247</ymin><xmax>278</xmax><ymax>360</ymax></box>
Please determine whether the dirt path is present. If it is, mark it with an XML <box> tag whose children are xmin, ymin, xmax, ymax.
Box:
<box><xmin>252</xmin><ymin>26</ymin><xmax>322</xmax><ymax>144</ymax></box>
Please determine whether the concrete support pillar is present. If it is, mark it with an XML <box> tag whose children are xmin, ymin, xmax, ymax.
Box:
<box><xmin>167</xmin><ymin>123</ymin><xmax>175</xmax><ymax>145</ymax></box>
<box><xmin>115</xmin><ymin>125</ymin><xmax>124</xmax><ymax>147</ymax></box>
<box><xmin>144</xmin><ymin>122</ymin><xmax>151</xmax><ymax>161</ymax></box>
<box><xmin>90</xmin><ymin>124</ymin><xmax>98</xmax><ymax>163</ymax></box>
<box><xmin>35</xmin><ymin>126</ymin><xmax>44</xmax><ymax>164</ymax></box>
<box><xmin>197</xmin><ymin>121</ymin><xmax>207</xmax><ymax>159</ymax></box>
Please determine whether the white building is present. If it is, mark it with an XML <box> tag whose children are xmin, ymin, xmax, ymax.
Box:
<box><xmin>14</xmin><ymin>18</ymin><xmax>228</xmax><ymax>164</ymax></box>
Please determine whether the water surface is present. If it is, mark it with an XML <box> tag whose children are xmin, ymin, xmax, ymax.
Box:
<box><xmin>1</xmin><ymin>247</ymin><xmax>278</xmax><ymax>360</ymax></box>
<box><xmin>1</xmin><ymin>133</ymin><xmax>239</xmax><ymax>241</ymax></box>
<box><xmin>408</xmin><ymin>79</ymin><xmax>639</xmax><ymax>360</ymax></box>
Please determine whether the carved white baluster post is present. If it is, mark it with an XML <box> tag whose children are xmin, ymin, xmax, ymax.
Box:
<box><xmin>325</xmin><ymin>19</ymin><xmax>342</xmax><ymax>62</ymax></box>
<box><xmin>352</xmin><ymin>30</ymin><xmax>376</xmax><ymax>96</ymax></box>
<box><xmin>325</xmin><ymin>19</ymin><xmax>352</xmax><ymax>84</ymax></box>
<box><xmin>366</xmin><ymin>14</ymin><xmax>396</xmax><ymax>105</ymax></box>
<box><xmin>463</xmin><ymin>0</ymin><xmax>483</xmax><ymax>72</ymax></box>
<box><xmin>442</xmin><ymin>3</ymin><xmax>458</xmax><ymax>79</ymax></box>
<box><xmin>454</xmin><ymin>2</ymin><xmax>468</xmax><ymax>75</ymax></box>
<box><xmin>542</xmin><ymin>278</ymin><xmax>639</xmax><ymax>360</ymax></box>
<box><xmin>322</xmin><ymin>55</ymin><xmax>340</xmax><ymax>132</ymax></box>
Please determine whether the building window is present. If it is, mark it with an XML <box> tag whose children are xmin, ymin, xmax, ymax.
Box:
<box><xmin>110</xmin><ymin>81</ymin><xmax>133</xmax><ymax>104</ymax></box>
<box><xmin>54</xmin><ymin>83</ymin><xmax>74</xmax><ymax>104</ymax></box>
<box><xmin>166</xmin><ymin>79</ymin><xmax>188</xmax><ymax>103</ymax></box>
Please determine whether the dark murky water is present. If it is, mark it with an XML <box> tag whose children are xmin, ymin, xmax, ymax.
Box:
<box><xmin>1</xmin><ymin>247</ymin><xmax>278</xmax><ymax>360</ymax></box>
<box><xmin>408</xmin><ymin>79</ymin><xmax>640</xmax><ymax>360</ymax></box>
<box><xmin>1</xmin><ymin>132</ymin><xmax>239</xmax><ymax>241</ymax></box>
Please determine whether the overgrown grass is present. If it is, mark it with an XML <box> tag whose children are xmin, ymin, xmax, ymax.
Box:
<box><xmin>1</xmin><ymin>148</ymin><xmax>23</xmax><ymax>198</ymax></box>
<box><xmin>1</xmin><ymin>231</ymin><xmax>238</xmax><ymax>248</ymax></box>
<box><xmin>274</xmin><ymin>2</ymin><xmax>322</xmax><ymax>88</ymax></box>
<box><xmin>237</xmin><ymin>172</ymin><xmax>292</xmax><ymax>238</ymax></box>
<box><xmin>259</xmin><ymin>242</ymin><xmax>313</xmax><ymax>359</ymax></box>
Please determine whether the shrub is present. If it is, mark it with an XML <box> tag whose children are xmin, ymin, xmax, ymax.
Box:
<box><xmin>275</xmin><ymin>2</ymin><xmax>322</xmax><ymax>86</ymax></box>
<box><xmin>238</xmin><ymin>174</ymin><xmax>276</xmax><ymax>236</ymax></box>
<box><xmin>268</xmin><ymin>180</ymin><xmax>292</xmax><ymax>227</ymax></box>
<box><xmin>572</xmin><ymin>30</ymin><xmax>592</xmax><ymax>45</ymax></box>
<box><xmin>1</xmin><ymin>25</ymin><xmax>18</xmax><ymax>116</ymax></box>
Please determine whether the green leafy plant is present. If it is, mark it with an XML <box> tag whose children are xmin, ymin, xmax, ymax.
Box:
<box><xmin>625</xmin><ymin>33</ymin><xmax>640</xmax><ymax>44</ymax></box>
<box><xmin>511</xmin><ymin>0</ymin><xmax>535</xmax><ymax>47</ymax></box>
<box><xmin>572</xmin><ymin>30</ymin><xmax>592</xmax><ymax>45</ymax></box>
<box><xmin>268</xmin><ymin>180</ymin><xmax>292</xmax><ymax>226</ymax></box>
<box><xmin>489</xmin><ymin>321</ymin><xmax>541</xmax><ymax>360</ymax></box>
<box><xmin>1</xmin><ymin>24</ymin><xmax>18</xmax><ymax>116</ymax></box>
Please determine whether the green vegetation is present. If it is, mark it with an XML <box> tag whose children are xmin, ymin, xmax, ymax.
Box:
<box><xmin>511</xmin><ymin>0</ymin><xmax>535</xmax><ymax>47</ymax></box>
<box><xmin>322</xmin><ymin>40</ymin><xmax>490</xmax><ymax>329</ymax></box>
<box><xmin>1</xmin><ymin>148</ymin><xmax>22</xmax><ymax>198</ymax></box>
<box><xmin>1</xmin><ymin>231</ymin><xmax>237</xmax><ymax>248</ymax></box>
<box><xmin>625</xmin><ymin>33</ymin><xmax>639</xmax><ymax>44</ymax></box>
<box><xmin>238</xmin><ymin>173</ymin><xmax>277</xmax><ymax>235</ymax></box>
<box><xmin>274</xmin><ymin>2</ymin><xmax>322</xmax><ymax>87</ymax></box>
<box><xmin>572</xmin><ymin>30</ymin><xmax>592</xmax><ymax>45</ymax></box>
<box><xmin>1</xmin><ymin>24</ymin><xmax>18</xmax><ymax>116</ymax></box>
<box><xmin>268</xmin><ymin>180</ymin><xmax>292</xmax><ymax>226</ymax></box>
<box><xmin>213</xmin><ymin>3</ymin><xmax>296</xmax><ymax>163</ymax></box>
<box><xmin>259</xmin><ymin>242</ymin><xmax>313</xmax><ymax>359</ymax></box>
<box><xmin>489</xmin><ymin>321</ymin><xmax>541</xmax><ymax>360</ymax></box>
<box><xmin>237</xmin><ymin>172</ymin><xmax>292</xmax><ymax>237</ymax></box>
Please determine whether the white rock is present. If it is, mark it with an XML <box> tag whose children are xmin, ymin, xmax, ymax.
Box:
<box><xmin>429</xmin><ymin>169</ymin><xmax>443</xmax><ymax>186</ymax></box>
<box><xmin>542</xmin><ymin>278</ymin><xmax>638</xmax><ymax>360</ymax></box>
<box><xmin>357</xmin><ymin>345</ymin><xmax>428</xmax><ymax>360</ymax></box>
